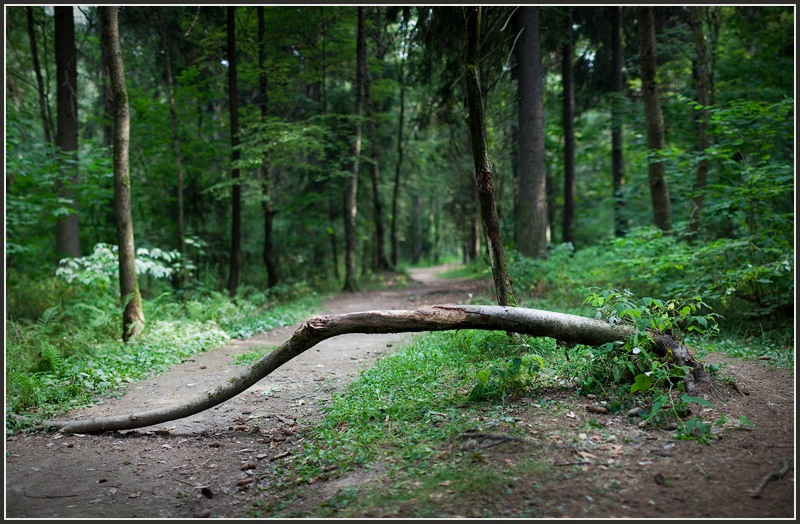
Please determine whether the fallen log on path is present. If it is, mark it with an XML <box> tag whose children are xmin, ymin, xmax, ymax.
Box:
<box><xmin>31</xmin><ymin>304</ymin><xmax>703</xmax><ymax>434</ymax></box>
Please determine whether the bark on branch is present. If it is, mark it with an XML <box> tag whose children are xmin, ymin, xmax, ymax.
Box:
<box><xmin>33</xmin><ymin>305</ymin><xmax>701</xmax><ymax>434</ymax></box>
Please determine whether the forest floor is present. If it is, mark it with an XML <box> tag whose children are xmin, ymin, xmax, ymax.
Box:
<box><xmin>4</xmin><ymin>265</ymin><xmax>796</xmax><ymax>520</ymax></box>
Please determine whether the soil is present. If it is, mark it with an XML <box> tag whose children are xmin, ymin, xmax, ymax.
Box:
<box><xmin>4</xmin><ymin>265</ymin><xmax>796</xmax><ymax>519</ymax></box>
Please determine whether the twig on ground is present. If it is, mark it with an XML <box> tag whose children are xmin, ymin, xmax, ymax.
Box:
<box><xmin>750</xmin><ymin>458</ymin><xmax>790</xmax><ymax>498</ymax></box>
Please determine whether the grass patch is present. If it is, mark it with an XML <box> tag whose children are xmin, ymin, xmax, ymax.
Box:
<box><xmin>5</xmin><ymin>286</ymin><xmax>325</xmax><ymax>429</ymax></box>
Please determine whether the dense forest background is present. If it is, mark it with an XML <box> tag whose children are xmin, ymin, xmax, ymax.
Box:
<box><xmin>4</xmin><ymin>6</ymin><xmax>794</xmax><ymax>416</ymax></box>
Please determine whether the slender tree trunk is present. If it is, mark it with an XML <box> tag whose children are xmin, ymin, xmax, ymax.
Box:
<box><xmin>637</xmin><ymin>7</ymin><xmax>672</xmax><ymax>233</ymax></box>
<box><xmin>258</xmin><ymin>6</ymin><xmax>278</xmax><ymax>288</ymax></box>
<box><xmin>561</xmin><ymin>7</ymin><xmax>576</xmax><ymax>247</ymax></box>
<box><xmin>391</xmin><ymin>9</ymin><xmax>409</xmax><ymax>269</ymax></box>
<box><xmin>54</xmin><ymin>6</ymin><xmax>80</xmax><ymax>259</ymax></box>
<box><xmin>611</xmin><ymin>6</ymin><xmax>627</xmax><ymax>238</ymax></box>
<box><xmin>343</xmin><ymin>6</ymin><xmax>365</xmax><ymax>292</ymax></box>
<box><xmin>365</xmin><ymin>29</ymin><xmax>390</xmax><ymax>271</ymax></box>
<box><xmin>513</xmin><ymin>6</ymin><xmax>548</xmax><ymax>260</ymax></box>
<box><xmin>27</xmin><ymin>7</ymin><xmax>52</xmax><ymax>144</ymax></box>
<box><xmin>101</xmin><ymin>6</ymin><xmax>144</xmax><ymax>342</ymax></box>
<box><xmin>155</xmin><ymin>8</ymin><xmax>186</xmax><ymax>266</ymax></box>
<box><xmin>687</xmin><ymin>6</ymin><xmax>710</xmax><ymax>240</ymax></box>
<box><xmin>227</xmin><ymin>7</ymin><xmax>242</xmax><ymax>296</ymax></box>
<box><xmin>464</xmin><ymin>6</ymin><xmax>516</xmax><ymax>307</ymax></box>
<box><xmin>412</xmin><ymin>194</ymin><xmax>422</xmax><ymax>264</ymax></box>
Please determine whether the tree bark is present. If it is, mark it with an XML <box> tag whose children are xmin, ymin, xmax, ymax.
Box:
<box><xmin>227</xmin><ymin>6</ymin><xmax>242</xmax><ymax>296</ymax></box>
<box><xmin>101</xmin><ymin>6</ymin><xmax>145</xmax><ymax>342</ymax></box>
<box><xmin>611</xmin><ymin>6</ymin><xmax>627</xmax><ymax>238</ymax></box>
<box><xmin>562</xmin><ymin>7</ymin><xmax>576</xmax><ymax>247</ymax></box>
<box><xmin>390</xmin><ymin>8</ymin><xmax>409</xmax><ymax>269</ymax></box>
<box><xmin>687</xmin><ymin>6</ymin><xmax>710</xmax><ymax>240</ymax></box>
<box><xmin>365</xmin><ymin>8</ymin><xmax>391</xmax><ymax>271</ymax></box>
<box><xmin>155</xmin><ymin>8</ymin><xmax>187</xmax><ymax>266</ymax></box>
<box><xmin>464</xmin><ymin>6</ymin><xmax>516</xmax><ymax>307</ymax></box>
<box><xmin>258</xmin><ymin>6</ymin><xmax>278</xmax><ymax>288</ymax></box>
<box><xmin>27</xmin><ymin>6</ymin><xmax>53</xmax><ymax>144</ymax></box>
<box><xmin>54</xmin><ymin>6</ymin><xmax>81</xmax><ymax>259</ymax></box>
<box><xmin>513</xmin><ymin>6</ymin><xmax>548</xmax><ymax>260</ymax></box>
<box><xmin>343</xmin><ymin>6</ymin><xmax>365</xmax><ymax>292</ymax></box>
<box><xmin>637</xmin><ymin>7</ymin><xmax>672</xmax><ymax>233</ymax></box>
<box><xmin>37</xmin><ymin>304</ymin><xmax>702</xmax><ymax>434</ymax></box>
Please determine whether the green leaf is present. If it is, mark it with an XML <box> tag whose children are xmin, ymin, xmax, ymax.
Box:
<box><xmin>630</xmin><ymin>374</ymin><xmax>653</xmax><ymax>394</ymax></box>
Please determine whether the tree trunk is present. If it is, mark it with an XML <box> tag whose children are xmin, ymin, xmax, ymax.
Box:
<box><xmin>343</xmin><ymin>6</ymin><xmax>365</xmax><ymax>292</ymax></box>
<box><xmin>258</xmin><ymin>6</ymin><xmax>278</xmax><ymax>288</ymax></box>
<box><xmin>637</xmin><ymin>7</ymin><xmax>672</xmax><ymax>233</ymax></box>
<box><xmin>27</xmin><ymin>6</ymin><xmax>52</xmax><ymax>144</ymax></box>
<box><xmin>54</xmin><ymin>6</ymin><xmax>81</xmax><ymax>259</ymax></box>
<box><xmin>390</xmin><ymin>9</ymin><xmax>409</xmax><ymax>269</ymax></box>
<box><xmin>155</xmin><ymin>7</ymin><xmax>187</xmax><ymax>266</ymax></box>
<box><xmin>561</xmin><ymin>7</ymin><xmax>576</xmax><ymax>247</ymax></box>
<box><xmin>464</xmin><ymin>6</ymin><xmax>516</xmax><ymax>307</ymax></box>
<box><xmin>101</xmin><ymin>6</ymin><xmax>145</xmax><ymax>342</ymax></box>
<box><xmin>227</xmin><ymin>6</ymin><xmax>242</xmax><ymax>296</ymax></box>
<box><xmin>365</xmin><ymin>38</ymin><xmax>391</xmax><ymax>272</ymax></box>
<box><xmin>38</xmin><ymin>304</ymin><xmax>703</xmax><ymax>434</ymax></box>
<box><xmin>513</xmin><ymin>6</ymin><xmax>548</xmax><ymax>260</ymax></box>
<box><xmin>687</xmin><ymin>6</ymin><xmax>710</xmax><ymax>241</ymax></box>
<box><xmin>611</xmin><ymin>6</ymin><xmax>627</xmax><ymax>238</ymax></box>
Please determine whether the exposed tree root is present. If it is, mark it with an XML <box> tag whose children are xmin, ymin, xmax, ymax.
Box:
<box><xmin>25</xmin><ymin>305</ymin><xmax>703</xmax><ymax>434</ymax></box>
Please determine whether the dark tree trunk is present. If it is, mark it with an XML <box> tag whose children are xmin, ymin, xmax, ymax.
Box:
<box><xmin>100</xmin><ymin>6</ymin><xmax>144</xmax><ymax>342</ymax></box>
<box><xmin>513</xmin><ymin>6</ymin><xmax>548</xmax><ymax>260</ymax></box>
<box><xmin>156</xmin><ymin>8</ymin><xmax>186</xmax><ymax>264</ymax></box>
<box><xmin>365</xmin><ymin>47</ymin><xmax>390</xmax><ymax>271</ymax></box>
<box><xmin>391</xmin><ymin>9</ymin><xmax>409</xmax><ymax>269</ymax></box>
<box><xmin>611</xmin><ymin>6</ymin><xmax>627</xmax><ymax>238</ymax></box>
<box><xmin>637</xmin><ymin>7</ymin><xmax>672</xmax><ymax>233</ymax></box>
<box><xmin>343</xmin><ymin>7</ymin><xmax>365</xmax><ymax>292</ymax></box>
<box><xmin>54</xmin><ymin>6</ymin><xmax>81</xmax><ymax>259</ymax></box>
<box><xmin>464</xmin><ymin>6</ymin><xmax>516</xmax><ymax>307</ymax></box>
<box><xmin>687</xmin><ymin>6</ymin><xmax>710</xmax><ymax>241</ymax></box>
<box><xmin>27</xmin><ymin>7</ymin><xmax>52</xmax><ymax>144</ymax></box>
<box><xmin>227</xmin><ymin>7</ymin><xmax>242</xmax><ymax>296</ymax></box>
<box><xmin>258</xmin><ymin>6</ymin><xmax>278</xmax><ymax>288</ymax></box>
<box><xmin>562</xmin><ymin>7</ymin><xmax>576</xmax><ymax>247</ymax></box>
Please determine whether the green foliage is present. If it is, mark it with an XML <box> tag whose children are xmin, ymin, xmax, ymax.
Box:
<box><xmin>5</xmin><ymin>277</ymin><xmax>324</xmax><ymax>427</ymax></box>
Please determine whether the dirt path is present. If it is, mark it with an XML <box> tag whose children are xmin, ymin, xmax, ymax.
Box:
<box><xmin>5</xmin><ymin>266</ymin><xmax>795</xmax><ymax>519</ymax></box>
<box><xmin>5</xmin><ymin>265</ymin><xmax>492</xmax><ymax>518</ymax></box>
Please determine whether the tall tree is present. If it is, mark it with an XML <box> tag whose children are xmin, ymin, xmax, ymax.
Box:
<box><xmin>513</xmin><ymin>6</ymin><xmax>548</xmax><ymax>259</ymax></box>
<box><xmin>342</xmin><ymin>6</ymin><xmax>365</xmax><ymax>292</ymax></box>
<box><xmin>464</xmin><ymin>6</ymin><xmax>516</xmax><ymax>307</ymax></box>
<box><xmin>366</xmin><ymin>8</ymin><xmax>391</xmax><ymax>271</ymax></box>
<box><xmin>227</xmin><ymin>6</ymin><xmax>242</xmax><ymax>296</ymax></box>
<box><xmin>638</xmin><ymin>7</ymin><xmax>672</xmax><ymax>232</ymax></box>
<box><xmin>155</xmin><ymin>7</ymin><xmax>187</xmax><ymax>264</ymax></box>
<box><xmin>100</xmin><ymin>5</ymin><xmax>145</xmax><ymax>342</ymax></box>
<box><xmin>687</xmin><ymin>6</ymin><xmax>711</xmax><ymax>239</ymax></box>
<box><xmin>27</xmin><ymin>7</ymin><xmax>52</xmax><ymax>144</ymax></box>
<box><xmin>561</xmin><ymin>7</ymin><xmax>576</xmax><ymax>247</ymax></box>
<box><xmin>610</xmin><ymin>6</ymin><xmax>627</xmax><ymax>237</ymax></box>
<box><xmin>258</xmin><ymin>6</ymin><xmax>278</xmax><ymax>288</ymax></box>
<box><xmin>390</xmin><ymin>8</ymin><xmax>409</xmax><ymax>269</ymax></box>
<box><xmin>54</xmin><ymin>6</ymin><xmax>81</xmax><ymax>259</ymax></box>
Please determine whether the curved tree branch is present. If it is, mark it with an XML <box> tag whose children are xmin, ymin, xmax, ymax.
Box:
<box><xmin>33</xmin><ymin>305</ymin><xmax>701</xmax><ymax>434</ymax></box>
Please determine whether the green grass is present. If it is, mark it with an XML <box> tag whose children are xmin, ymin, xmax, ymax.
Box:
<box><xmin>5</xmin><ymin>284</ymin><xmax>325</xmax><ymax>428</ymax></box>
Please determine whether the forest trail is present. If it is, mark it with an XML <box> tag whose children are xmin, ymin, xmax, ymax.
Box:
<box><xmin>4</xmin><ymin>264</ymin><xmax>493</xmax><ymax>518</ymax></box>
<box><xmin>5</xmin><ymin>265</ymin><xmax>795</xmax><ymax>519</ymax></box>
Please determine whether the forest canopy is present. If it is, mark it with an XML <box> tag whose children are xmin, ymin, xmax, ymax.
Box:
<box><xmin>5</xmin><ymin>5</ymin><xmax>794</xmax><ymax>341</ymax></box>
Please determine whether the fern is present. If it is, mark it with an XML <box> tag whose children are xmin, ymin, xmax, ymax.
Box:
<box><xmin>39</xmin><ymin>342</ymin><xmax>64</xmax><ymax>374</ymax></box>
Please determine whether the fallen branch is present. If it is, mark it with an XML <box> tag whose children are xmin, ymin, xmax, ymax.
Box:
<box><xmin>26</xmin><ymin>304</ymin><xmax>702</xmax><ymax>434</ymax></box>
<box><xmin>750</xmin><ymin>458</ymin><xmax>791</xmax><ymax>498</ymax></box>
